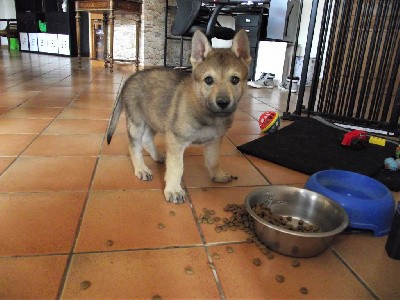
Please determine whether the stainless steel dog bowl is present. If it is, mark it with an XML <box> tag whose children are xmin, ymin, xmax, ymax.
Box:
<box><xmin>245</xmin><ymin>186</ymin><xmax>349</xmax><ymax>258</ymax></box>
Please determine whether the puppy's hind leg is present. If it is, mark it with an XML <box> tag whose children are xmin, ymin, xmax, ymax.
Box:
<box><xmin>127</xmin><ymin>120</ymin><xmax>153</xmax><ymax>181</ymax></box>
<box><xmin>142</xmin><ymin>126</ymin><xmax>165</xmax><ymax>163</ymax></box>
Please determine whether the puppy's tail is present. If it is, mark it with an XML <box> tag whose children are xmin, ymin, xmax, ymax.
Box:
<box><xmin>106</xmin><ymin>93</ymin><xmax>123</xmax><ymax>144</ymax></box>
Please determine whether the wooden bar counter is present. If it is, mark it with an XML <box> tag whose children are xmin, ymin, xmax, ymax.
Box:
<box><xmin>75</xmin><ymin>0</ymin><xmax>142</xmax><ymax>71</ymax></box>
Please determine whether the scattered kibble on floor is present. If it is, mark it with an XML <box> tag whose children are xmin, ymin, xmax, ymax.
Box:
<box><xmin>198</xmin><ymin>208</ymin><xmax>220</xmax><ymax>225</ymax></box>
<box><xmin>226</xmin><ymin>246</ymin><xmax>235</xmax><ymax>253</ymax></box>
<box><xmin>207</xmin><ymin>262</ymin><xmax>216</xmax><ymax>269</ymax></box>
<box><xmin>106</xmin><ymin>239</ymin><xmax>114</xmax><ymax>247</ymax></box>
<box><xmin>253</xmin><ymin>258</ymin><xmax>261</xmax><ymax>266</ymax></box>
<box><xmin>300</xmin><ymin>287</ymin><xmax>309</xmax><ymax>294</ymax></box>
<box><xmin>152</xmin><ymin>295</ymin><xmax>162</xmax><ymax>300</ymax></box>
<box><xmin>184</xmin><ymin>266</ymin><xmax>194</xmax><ymax>275</ymax></box>
<box><xmin>291</xmin><ymin>259</ymin><xmax>300</xmax><ymax>267</ymax></box>
<box><xmin>276</xmin><ymin>275</ymin><xmax>285</xmax><ymax>283</ymax></box>
<box><xmin>158</xmin><ymin>223</ymin><xmax>165</xmax><ymax>229</ymax></box>
<box><xmin>80</xmin><ymin>280</ymin><xmax>91</xmax><ymax>290</ymax></box>
<box><xmin>212</xmin><ymin>252</ymin><xmax>220</xmax><ymax>259</ymax></box>
<box><xmin>169</xmin><ymin>211</ymin><xmax>176</xmax><ymax>216</ymax></box>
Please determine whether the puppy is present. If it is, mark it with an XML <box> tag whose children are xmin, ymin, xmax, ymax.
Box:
<box><xmin>106</xmin><ymin>29</ymin><xmax>251</xmax><ymax>203</ymax></box>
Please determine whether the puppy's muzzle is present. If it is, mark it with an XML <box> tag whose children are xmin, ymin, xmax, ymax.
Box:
<box><xmin>216</xmin><ymin>97</ymin><xmax>231</xmax><ymax>110</ymax></box>
<box><xmin>207</xmin><ymin>96</ymin><xmax>236</xmax><ymax>116</ymax></box>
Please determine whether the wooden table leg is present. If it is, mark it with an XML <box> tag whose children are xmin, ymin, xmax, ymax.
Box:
<box><xmin>75</xmin><ymin>11</ymin><xmax>81</xmax><ymax>68</ymax></box>
<box><xmin>109</xmin><ymin>9</ymin><xmax>115</xmax><ymax>72</ymax></box>
<box><xmin>135</xmin><ymin>20</ymin><xmax>141</xmax><ymax>71</ymax></box>
<box><xmin>102</xmin><ymin>12</ymin><xmax>108</xmax><ymax>68</ymax></box>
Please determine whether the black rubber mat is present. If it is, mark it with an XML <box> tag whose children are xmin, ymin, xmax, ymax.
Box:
<box><xmin>237</xmin><ymin>117</ymin><xmax>399</xmax><ymax>191</ymax></box>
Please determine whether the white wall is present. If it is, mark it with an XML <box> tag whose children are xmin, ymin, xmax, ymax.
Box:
<box><xmin>256</xmin><ymin>0</ymin><xmax>327</xmax><ymax>82</ymax></box>
<box><xmin>0</xmin><ymin>0</ymin><xmax>17</xmax><ymax>46</ymax></box>
<box><xmin>297</xmin><ymin>0</ymin><xmax>326</xmax><ymax>57</ymax></box>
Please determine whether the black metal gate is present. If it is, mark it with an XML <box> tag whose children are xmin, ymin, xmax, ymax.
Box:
<box><xmin>293</xmin><ymin>0</ymin><xmax>400</xmax><ymax>133</ymax></box>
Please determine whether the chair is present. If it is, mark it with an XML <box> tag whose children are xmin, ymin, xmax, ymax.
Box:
<box><xmin>171</xmin><ymin>0</ymin><xmax>235</xmax><ymax>41</ymax></box>
<box><xmin>0</xmin><ymin>19</ymin><xmax>19</xmax><ymax>51</ymax></box>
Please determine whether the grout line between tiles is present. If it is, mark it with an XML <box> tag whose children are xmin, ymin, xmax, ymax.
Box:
<box><xmin>53</xmin><ymin>69</ymin><xmax>112</xmax><ymax>299</ymax></box>
<box><xmin>330</xmin><ymin>248</ymin><xmax>379</xmax><ymax>300</ymax></box>
<box><xmin>185</xmin><ymin>187</ymin><xmax>227</xmax><ymax>300</ymax></box>
<box><xmin>0</xmin><ymin>242</ymin><xmax>255</xmax><ymax>260</ymax></box>
<box><xmin>55</xmin><ymin>144</ymin><xmax>101</xmax><ymax>300</ymax></box>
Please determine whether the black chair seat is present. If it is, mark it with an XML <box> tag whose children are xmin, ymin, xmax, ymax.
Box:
<box><xmin>171</xmin><ymin>0</ymin><xmax>235</xmax><ymax>41</ymax></box>
<box><xmin>187</xmin><ymin>24</ymin><xmax>235</xmax><ymax>40</ymax></box>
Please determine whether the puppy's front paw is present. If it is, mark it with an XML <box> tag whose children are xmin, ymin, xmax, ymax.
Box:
<box><xmin>164</xmin><ymin>188</ymin><xmax>186</xmax><ymax>204</ymax></box>
<box><xmin>211</xmin><ymin>171</ymin><xmax>234</xmax><ymax>183</ymax></box>
<box><xmin>135</xmin><ymin>168</ymin><xmax>153</xmax><ymax>181</ymax></box>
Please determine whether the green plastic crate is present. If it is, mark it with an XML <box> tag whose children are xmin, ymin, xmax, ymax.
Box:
<box><xmin>9</xmin><ymin>38</ymin><xmax>19</xmax><ymax>51</ymax></box>
<box><xmin>39</xmin><ymin>20</ymin><xmax>47</xmax><ymax>33</ymax></box>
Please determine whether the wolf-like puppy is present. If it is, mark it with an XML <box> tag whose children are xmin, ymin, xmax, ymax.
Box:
<box><xmin>106</xmin><ymin>29</ymin><xmax>251</xmax><ymax>203</ymax></box>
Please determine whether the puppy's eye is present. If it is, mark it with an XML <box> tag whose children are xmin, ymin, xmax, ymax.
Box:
<box><xmin>204</xmin><ymin>76</ymin><xmax>214</xmax><ymax>85</ymax></box>
<box><xmin>231</xmin><ymin>76</ymin><xmax>240</xmax><ymax>85</ymax></box>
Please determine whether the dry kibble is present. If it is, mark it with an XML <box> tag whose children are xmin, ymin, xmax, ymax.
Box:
<box><xmin>158</xmin><ymin>223</ymin><xmax>165</xmax><ymax>229</ymax></box>
<box><xmin>291</xmin><ymin>259</ymin><xmax>300</xmax><ymax>267</ymax></box>
<box><xmin>261</xmin><ymin>248</ymin><xmax>270</xmax><ymax>255</ymax></box>
<box><xmin>251</xmin><ymin>204</ymin><xmax>319</xmax><ymax>233</ymax></box>
<box><xmin>252</xmin><ymin>258</ymin><xmax>261</xmax><ymax>266</ymax></box>
<box><xmin>212</xmin><ymin>252</ymin><xmax>220</xmax><ymax>259</ymax></box>
<box><xmin>169</xmin><ymin>211</ymin><xmax>176</xmax><ymax>216</ymax></box>
<box><xmin>152</xmin><ymin>296</ymin><xmax>162</xmax><ymax>300</ymax></box>
<box><xmin>259</xmin><ymin>244</ymin><xmax>267</xmax><ymax>250</ymax></box>
<box><xmin>80</xmin><ymin>280</ymin><xmax>91</xmax><ymax>290</ymax></box>
<box><xmin>106</xmin><ymin>240</ymin><xmax>114</xmax><ymax>247</ymax></box>
<box><xmin>207</xmin><ymin>262</ymin><xmax>216</xmax><ymax>269</ymax></box>
<box><xmin>300</xmin><ymin>287</ymin><xmax>308</xmax><ymax>294</ymax></box>
<box><xmin>266</xmin><ymin>252</ymin><xmax>274</xmax><ymax>259</ymax></box>
<box><xmin>184</xmin><ymin>266</ymin><xmax>194</xmax><ymax>275</ymax></box>
<box><xmin>226</xmin><ymin>246</ymin><xmax>235</xmax><ymax>253</ymax></box>
<box><xmin>275</xmin><ymin>275</ymin><xmax>285</xmax><ymax>283</ymax></box>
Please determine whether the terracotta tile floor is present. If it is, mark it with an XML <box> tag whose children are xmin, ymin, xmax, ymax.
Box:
<box><xmin>0</xmin><ymin>49</ymin><xmax>399</xmax><ymax>299</ymax></box>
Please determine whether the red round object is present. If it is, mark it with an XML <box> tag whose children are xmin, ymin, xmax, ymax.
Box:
<box><xmin>258</xmin><ymin>111</ymin><xmax>278</xmax><ymax>131</ymax></box>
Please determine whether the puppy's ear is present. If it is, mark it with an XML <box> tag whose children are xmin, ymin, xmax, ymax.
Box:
<box><xmin>190</xmin><ymin>30</ymin><xmax>212</xmax><ymax>68</ymax></box>
<box><xmin>231</xmin><ymin>29</ymin><xmax>251</xmax><ymax>65</ymax></box>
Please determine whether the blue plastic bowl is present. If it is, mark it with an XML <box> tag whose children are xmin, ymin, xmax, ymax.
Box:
<box><xmin>305</xmin><ymin>170</ymin><xmax>395</xmax><ymax>237</ymax></box>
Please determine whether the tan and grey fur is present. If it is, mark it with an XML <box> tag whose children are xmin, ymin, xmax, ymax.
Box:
<box><xmin>106</xmin><ymin>29</ymin><xmax>251</xmax><ymax>203</ymax></box>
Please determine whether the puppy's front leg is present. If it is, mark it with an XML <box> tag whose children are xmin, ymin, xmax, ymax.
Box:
<box><xmin>164</xmin><ymin>133</ymin><xmax>189</xmax><ymax>204</ymax></box>
<box><xmin>205</xmin><ymin>136</ymin><xmax>233</xmax><ymax>183</ymax></box>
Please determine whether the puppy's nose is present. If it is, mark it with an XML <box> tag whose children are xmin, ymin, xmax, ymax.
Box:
<box><xmin>216</xmin><ymin>98</ymin><xmax>231</xmax><ymax>109</ymax></box>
